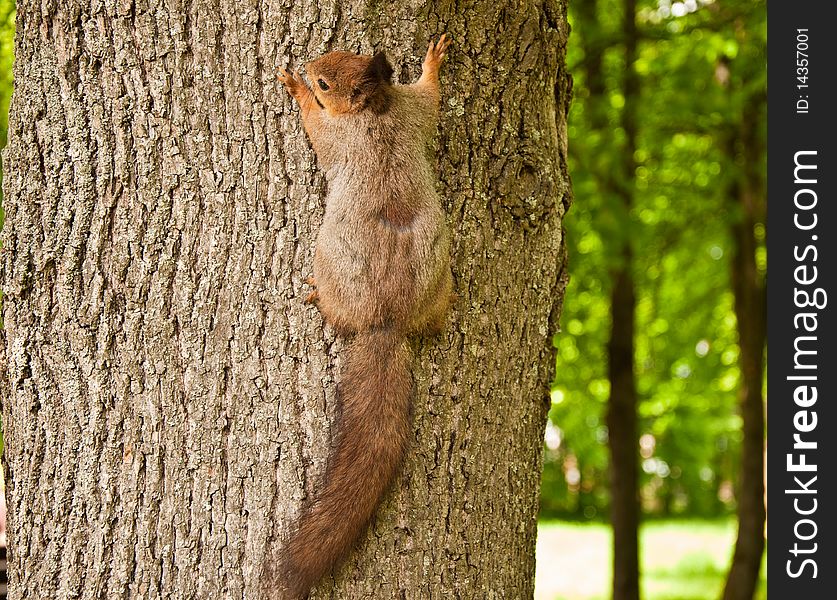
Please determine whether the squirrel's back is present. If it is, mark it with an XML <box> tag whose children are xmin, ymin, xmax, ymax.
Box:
<box><xmin>314</xmin><ymin>84</ymin><xmax>448</xmax><ymax>333</ymax></box>
<box><xmin>270</xmin><ymin>38</ymin><xmax>453</xmax><ymax>599</ymax></box>
<box><xmin>322</xmin><ymin>86</ymin><xmax>439</xmax><ymax>202</ymax></box>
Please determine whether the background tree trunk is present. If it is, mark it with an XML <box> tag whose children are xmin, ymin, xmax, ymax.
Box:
<box><xmin>721</xmin><ymin>89</ymin><xmax>766</xmax><ymax>600</ymax></box>
<box><xmin>573</xmin><ymin>1</ymin><xmax>641</xmax><ymax>596</ymax></box>
<box><xmin>607</xmin><ymin>0</ymin><xmax>641</xmax><ymax>598</ymax></box>
<box><xmin>0</xmin><ymin>1</ymin><xmax>571</xmax><ymax>598</ymax></box>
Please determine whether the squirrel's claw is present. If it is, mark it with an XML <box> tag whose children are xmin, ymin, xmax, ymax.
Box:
<box><xmin>304</xmin><ymin>277</ymin><xmax>319</xmax><ymax>304</ymax></box>
<box><xmin>436</xmin><ymin>34</ymin><xmax>451</xmax><ymax>56</ymax></box>
<box><xmin>423</xmin><ymin>34</ymin><xmax>452</xmax><ymax>72</ymax></box>
<box><xmin>278</xmin><ymin>67</ymin><xmax>306</xmax><ymax>98</ymax></box>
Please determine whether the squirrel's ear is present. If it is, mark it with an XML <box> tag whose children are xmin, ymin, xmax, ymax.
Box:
<box><xmin>366</xmin><ymin>51</ymin><xmax>394</xmax><ymax>84</ymax></box>
<box><xmin>351</xmin><ymin>51</ymin><xmax>393</xmax><ymax>110</ymax></box>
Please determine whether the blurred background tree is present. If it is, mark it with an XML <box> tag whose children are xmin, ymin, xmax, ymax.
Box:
<box><xmin>542</xmin><ymin>0</ymin><xmax>766</xmax><ymax>598</ymax></box>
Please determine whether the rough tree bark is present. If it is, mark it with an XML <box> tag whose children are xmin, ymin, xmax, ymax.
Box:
<box><xmin>0</xmin><ymin>1</ymin><xmax>572</xmax><ymax>599</ymax></box>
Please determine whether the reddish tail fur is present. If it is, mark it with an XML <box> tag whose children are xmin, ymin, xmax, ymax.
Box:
<box><xmin>269</xmin><ymin>328</ymin><xmax>412</xmax><ymax>599</ymax></box>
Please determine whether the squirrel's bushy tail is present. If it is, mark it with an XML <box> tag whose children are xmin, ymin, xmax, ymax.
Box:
<box><xmin>269</xmin><ymin>328</ymin><xmax>412</xmax><ymax>599</ymax></box>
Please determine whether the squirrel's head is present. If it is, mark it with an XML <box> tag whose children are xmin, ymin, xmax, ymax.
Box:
<box><xmin>305</xmin><ymin>51</ymin><xmax>394</xmax><ymax>115</ymax></box>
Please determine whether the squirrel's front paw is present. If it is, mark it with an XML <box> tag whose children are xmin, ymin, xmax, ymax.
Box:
<box><xmin>278</xmin><ymin>67</ymin><xmax>307</xmax><ymax>99</ymax></box>
<box><xmin>422</xmin><ymin>34</ymin><xmax>452</xmax><ymax>74</ymax></box>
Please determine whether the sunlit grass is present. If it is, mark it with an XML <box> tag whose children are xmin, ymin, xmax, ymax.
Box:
<box><xmin>535</xmin><ymin>520</ymin><xmax>767</xmax><ymax>600</ymax></box>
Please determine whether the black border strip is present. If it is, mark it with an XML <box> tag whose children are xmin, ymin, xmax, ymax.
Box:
<box><xmin>768</xmin><ymin>1</ymin><xmax>835</xmax><ymax>594</ymax></box>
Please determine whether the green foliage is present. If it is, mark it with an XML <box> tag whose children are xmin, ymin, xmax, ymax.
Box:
<box><xmin>543</xmin><ymin>0</ymin><xmax>766</xmax><ymax>520</ymax></box>
<box><xmin>0</xmin><ymin>0</ymin><xmax>13</xmax><ymax>231</ymax></box>
<box><xmin>0</xmin><ymin>0</ymin><xmax>11</xmax><ymax>138</ymax></box>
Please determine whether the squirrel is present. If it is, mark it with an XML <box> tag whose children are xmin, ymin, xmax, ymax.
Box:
<box><xmin>266</xmin><ymin>36</ymin><xmax>453</xmax><ymax>599</ymax></box>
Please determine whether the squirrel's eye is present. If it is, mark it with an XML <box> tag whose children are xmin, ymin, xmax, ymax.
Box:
<box><xmin>317</xmin><ymin>79</ymin><xmax>330</xmax><ymax>91</ymax></box>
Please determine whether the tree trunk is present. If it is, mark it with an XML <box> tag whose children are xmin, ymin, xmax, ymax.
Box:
<box><xmin>0</xmin><ymin>1</ymin><xmax>572</xmax><ymax>599</ymax></box>
<box><xmin>573</xmin><ymin>0</ymin><xmax>641</xmax><ymax>596</ymax></box>
<box><xmin>607</xmin><ymin>262</ymin><xmax>640</xmax><ymax>600</ymax></box>
<box><xmin>606</xmin><ymin>0</ymin><xmax>641</xmax><ymax>599</ymax></box>
<box><xmin>721</xmin><ymin>90</ymin><xmax>766</xmax><ymax>600</ymax></box>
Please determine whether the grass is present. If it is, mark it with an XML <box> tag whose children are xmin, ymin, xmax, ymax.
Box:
<box><xmin>535</xmin><ymin>520</ymin><xmax>767</xmax><ymax>600</ymax></box>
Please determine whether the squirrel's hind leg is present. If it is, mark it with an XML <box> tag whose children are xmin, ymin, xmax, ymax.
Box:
<box><xmin>304</xmin><ymin>277</ymin><xmax>319</xmax><ymax>304</ymax></box>
<box><xmin>414</xmin><ymin>270</ymin><xmax>453</xmax><ymax>336</ymax></box>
